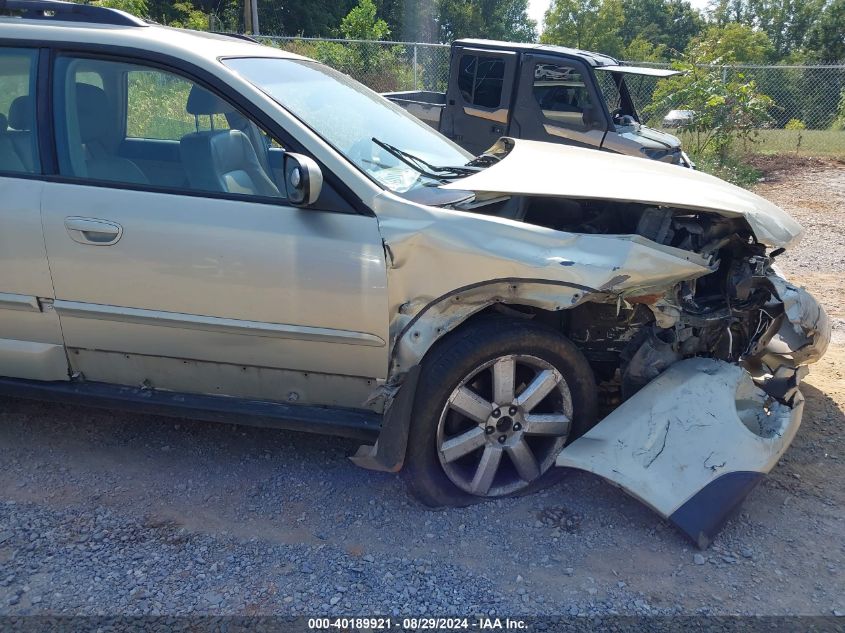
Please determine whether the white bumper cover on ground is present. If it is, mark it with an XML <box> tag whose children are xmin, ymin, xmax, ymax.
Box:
<box><xmin>556</xmin><ymin>278</ymin><xmax>830</xmax><ymax>547</ymax></box>
<box><xmin>556</xmin><ymin>358</ymin><xmax>803</xmax><ymax>547</ymax></box>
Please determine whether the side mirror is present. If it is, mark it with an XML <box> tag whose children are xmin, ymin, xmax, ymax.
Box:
<box><xmin>284</xmin><ymin>153</ymin><xmax>323</xmax><ymax>207</ymax></box>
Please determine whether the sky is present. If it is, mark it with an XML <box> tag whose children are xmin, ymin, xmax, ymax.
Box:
<box><xmin>528</xmin><ymin>0</ymin><xmax>711</xmax><ymax>33</ymax></box>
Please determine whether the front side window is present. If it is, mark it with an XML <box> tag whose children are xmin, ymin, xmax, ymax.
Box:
<box><xmin>53</xmin><ymin>56</ymin><xmax>283</xmax><ymax>199</ymax></box>
<box><xmin>595</xmin><ymin>70</ymin><xmax>622</xmax><ymax>113</ymax></box>
<box><xmin>0</xmin><ymin>47</ymin><xmax>39</xmax><ymax>174</ymax></box>
<box><xmin>224</xmin><ymin>57</ymin><xmax>472</xmax><ymax>194</ymax></box>
<box><xmin>532</xmin><ymin>62</ymin><xmax>594</xmax><ymax>129</ymax></box>
<box><xmin>126</xmin><ymin>70</ymin><xmax>231</xmax><ymax>140</ymax></box>
<box><xmin>457</xmin><ymin>55</ymin><xmax>505</xmax><ymax>108</ymax></box>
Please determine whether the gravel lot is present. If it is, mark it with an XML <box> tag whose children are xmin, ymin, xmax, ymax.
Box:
<box><xmin>1</xmin><ymin>158</ymin><xmax>844</xmax><ymax>619</ymax></box>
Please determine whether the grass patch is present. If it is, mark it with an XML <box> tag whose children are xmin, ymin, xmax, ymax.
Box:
<box><xmin>749</xmin><ymin>129</ymin><xmax>845</xmax><ymax>158</ymax></box>
<box><xmin>662</xmin><ymin>127</ymin><xmax>845</xmax><ymax>159</ymax></box>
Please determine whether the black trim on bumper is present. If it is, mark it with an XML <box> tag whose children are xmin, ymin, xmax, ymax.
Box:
<box><xmin>669</xmin><ymin>471</ymin><xmax>764</xmax><ymax>549</ymax></box>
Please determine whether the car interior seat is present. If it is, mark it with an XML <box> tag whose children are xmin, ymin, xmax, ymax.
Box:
<box><xmin>6</xmin><ymin>96</ymin><xmax>37</xmax><ymax>172</ymax></box>
<box><xmin>76</xmin><ymin>83</ymin><xmax>149</xmax><ymax>185</ymax></box>
<box><xmin>179</xmin><ymin>85</ymin><xmax>280</xmax><ymax>197</ymax></box>
<box><xmin>0</xmin><ymin>112</ymin><xmax>28</xmax><ymax>172</ymax></box>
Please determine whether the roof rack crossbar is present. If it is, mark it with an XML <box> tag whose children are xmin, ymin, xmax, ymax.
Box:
<box><xmin>0</xmin><ymin>0</ymin><xmax>148</xmax><ymax>27</ymax></box>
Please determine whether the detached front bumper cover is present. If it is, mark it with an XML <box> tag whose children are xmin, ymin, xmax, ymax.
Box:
<box><xmin>557</xmin><ymin>279</ymin><xmax>830</xmax><ymax>548</ymax></box>
<box><xmin>557</xmin><ymin>357</ymin><xmax>802</xmax><ymax>548</ymax></box>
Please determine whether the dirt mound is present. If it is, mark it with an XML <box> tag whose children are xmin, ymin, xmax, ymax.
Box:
<box><xmin>746</xmin><ymin>153</ymin><xmax>845</xmax><ymax>182</ymax></box>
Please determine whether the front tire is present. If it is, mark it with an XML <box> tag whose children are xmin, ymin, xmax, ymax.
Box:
<box><xmin>403</xmin><ymin>318</ymin><xmax>598</xmax><ymax>507</ymax></box>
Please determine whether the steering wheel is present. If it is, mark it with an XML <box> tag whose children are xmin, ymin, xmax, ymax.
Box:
<box><xmin>609</xmin><ymin>107</ymin><xmax>624</xmax><ymax>122</ymax></box>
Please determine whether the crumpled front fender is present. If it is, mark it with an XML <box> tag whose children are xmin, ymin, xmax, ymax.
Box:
<box><xmin>556</xmin><ymin>357</ymin><xmax>804</xmax><ymax>548</ymax></box>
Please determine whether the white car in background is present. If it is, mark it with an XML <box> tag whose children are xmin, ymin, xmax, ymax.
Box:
<box><xmin>663</xmin><ymin>108</ymin><xmax>695</xmax><ymax>128</ymax></box>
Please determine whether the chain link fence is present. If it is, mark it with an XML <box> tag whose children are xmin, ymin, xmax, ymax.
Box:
<box><xmin>251</xmin><ymin>36</ymin><xmax>845</xmax><ymax>157</ymax></box>
<box><xmin>254</xmin><ymin>37</ymin><xmax>450</xmax><ymax>93</ymax></box>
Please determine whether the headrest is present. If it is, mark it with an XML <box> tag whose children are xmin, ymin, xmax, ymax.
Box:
<box><xmin>182</xmin><ymin>129</ymin><xmax>252</xmax><ymax>173</ymax></box>
<box><xmin>8</xmin><ymin>96</ymin><xmax>33</xmax><ymax>131</ymax></box>
<box><xmin>186</xmin><ymin>85</ymin><xmax>232</xmax><ymax>116</ymax></box>
<box><xmin>209</xmin><ymin>129</ymin><xmax>255</xmax><ymax>174</ymax></box>
<box><xmin>76</xmin><ymin>83</ymin><xmax>111</xmax><ymax>143</ymax></box>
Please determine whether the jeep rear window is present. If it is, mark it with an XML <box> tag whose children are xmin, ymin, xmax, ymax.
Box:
<box><xmin>457</xmin><ymin>55</ymin><xmax>505</xmax><ymax>109</ymax></box>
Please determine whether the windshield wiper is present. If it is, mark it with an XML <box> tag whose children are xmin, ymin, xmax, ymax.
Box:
<box><xmin>371</xmin><ymin>138</ymin><xmax>480</xmax><ymax>180</ymax></box>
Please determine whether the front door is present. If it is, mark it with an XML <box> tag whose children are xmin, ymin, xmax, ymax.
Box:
<box><xmin>40</xmin><ymin>53</ymin><xmax>389</xmax><ymax>408</ymax></box>
<box><xmin>443</xmin><ymin>47</ymin><xmax>517</xmax><ymax>156</ymax></box>
<box><xmin>512</xmin><ymin>54</ymin><xmax>608</xmax><ymax>150</ymax></box>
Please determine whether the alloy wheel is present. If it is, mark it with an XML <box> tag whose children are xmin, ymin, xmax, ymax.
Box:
<box><xmin>435</xmin><ymin>354</ymin><xmax>573</xmax><ymax>497</ymax></box>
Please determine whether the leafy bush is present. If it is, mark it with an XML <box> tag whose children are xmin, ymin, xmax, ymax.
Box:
<box><xmin>693</xmin><ymin>152</ymin><xmax>762</xmax><ymax>188</ymax></box>
<box><xmin>646</xmin><ymin>56</ymin><xmax>773</xmax><ymax>162</ymax></box>
<box><xmin>272</xmin><ymin>0</ymin><xmax>413</xmax><ymax>92</ymax></box>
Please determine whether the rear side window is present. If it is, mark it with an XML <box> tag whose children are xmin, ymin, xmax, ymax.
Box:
<box><xmin>0</xmin><ymin>48</ymin><xmax>39</xmax><ymax>174</ymax></box>
<box><xmin>457</xmin><ymin>55</ymin><xmax>505</xmax><ymax>109</ymax></box>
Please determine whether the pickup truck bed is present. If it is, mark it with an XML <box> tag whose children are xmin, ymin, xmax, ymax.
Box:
<box><xmin>384</xmin><ymin>90</ymin><xmax>445</xmax><ymax>129</ymax></box>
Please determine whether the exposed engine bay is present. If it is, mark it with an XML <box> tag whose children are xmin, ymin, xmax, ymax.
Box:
<box><xmin>455</xmin><ymin>194</ymin><xmax>828</xmax><ymax>412</ymax></box>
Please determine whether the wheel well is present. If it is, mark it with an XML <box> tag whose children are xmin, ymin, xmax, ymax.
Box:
<box><xmin>462</xmin><ymin>302</ymin><xmax>565</xmax><ymax>331</ymax></box>
<box><xmin>450</xmin><ymin>301</ymin><xmax>635</xmax><ymax>385</ymax></box>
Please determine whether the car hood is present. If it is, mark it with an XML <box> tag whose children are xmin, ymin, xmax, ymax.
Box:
<box><xmin>617</xmin><ymin>124</ymin><xmax>682</xmax><ymax>150</ymax></box>
<box><xmin>442</xmin><ymin>139</ymin><xmax>802</xmax><ymax>248</ymax></box>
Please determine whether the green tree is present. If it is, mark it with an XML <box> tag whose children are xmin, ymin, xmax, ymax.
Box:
<box><xmin>623</xmin><ymin>35</ymin><xmax>667</xmax><ymax>61</ymax></box>
<box><xmin>280</xmin><ymin>0</ymin><xmax>411</xmax><ymax>91</ymax></box>
<box><xmin>341</xmin><ymin>0</ymin><xmax>390</xmax><ymax>39</ymax></box>
<box><xmin>619</xmin><ymin>0</ymin><xmax>704</xmax><ymax>57</ymax></box>
<box><xmin>266</xmin><ymin>1</ymin><xmax>358</xmax><ymax>37</ymax></box>
<box><xmin>141</xmin><ymin>0</ymin><xmax>211</xmax><ymax>29</ymax></box>
<box><xmin>689</xmin><ymin>23</ymin><xmax>774</xmax><ymax>63</ymax></box>
<box><xmin>376</xmin><ymin>0</ymin><xmax>437</xmax><ymax>42</ymax></box>
<box><xmin>805</xmin><ymin>0</ymin><xmax>845</xmax><ymax>62</ymax></box>
<box><xmin>92</xmin><ymin>0</ymin><xmax>148</xmax><ymax>17</ymax></box>
<box><xmin>437</xmin><ymin>0</ymin><xmax>537</xmax><ymax>43</ymax></box>
<box><xmin>710</xmin><ymin>0</ymin><xmax>824</xmax><ymax>59</ymax></box>
<box><xmin>540</xmin><ymin>0</ymin><xmax>625</xmax><ymax>57</ymax></box>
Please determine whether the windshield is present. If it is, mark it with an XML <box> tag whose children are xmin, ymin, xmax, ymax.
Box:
<box><xmin>223</xmin><ymin>57</ymin><xmax>473</xmax><ymax>194</ymax></box>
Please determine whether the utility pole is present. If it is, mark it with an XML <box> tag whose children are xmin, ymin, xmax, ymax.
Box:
<box><xmin>243</xmin><ymin>0</ymin><xmax>259</xmax><ymax>35</ymax></box>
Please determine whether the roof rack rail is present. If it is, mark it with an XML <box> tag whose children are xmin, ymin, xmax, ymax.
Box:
<box><xmin>0</xmin><ymin>0</ymin><xmax>148</xmax><ymax>27</ymax></box>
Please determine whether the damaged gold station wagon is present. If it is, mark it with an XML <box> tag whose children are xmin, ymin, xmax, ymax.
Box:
<box><xmin>0</xmin><ymin>0</ymin><xmax>831</xmax><ymax>547</ymax></box>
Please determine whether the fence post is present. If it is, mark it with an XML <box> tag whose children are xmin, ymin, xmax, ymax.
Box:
<box><xmin>413</xmin><ymin>44</ymin><xmax>418</xmax><ymax>91</ymax></box>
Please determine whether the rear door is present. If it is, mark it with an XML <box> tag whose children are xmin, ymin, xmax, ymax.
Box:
<box><xmin>511</xmin><ymin>54</ymin><xmax>608</xmax><ymax>150</ymax></box>
<box><xmin>0</xmin><ymin>46</ymin><xmax>67</xmax><ymax>382</ymax></box>
<box><xmin>443</xmin><ymin>47</ymin><xmax>517</xmax><ymax>155</ymax></box>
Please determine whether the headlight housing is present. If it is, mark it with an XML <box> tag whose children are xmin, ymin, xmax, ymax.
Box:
<box><xmin>640</xmin><ymin>147</ymin><xmax>682</xmax><ymax>164</ymax></box>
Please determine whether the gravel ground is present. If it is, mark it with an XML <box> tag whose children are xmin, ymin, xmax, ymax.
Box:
<box><xmin>1</xmin><ymin>159</ymin><xmax>844</xmax><ymax>619</ymax></box>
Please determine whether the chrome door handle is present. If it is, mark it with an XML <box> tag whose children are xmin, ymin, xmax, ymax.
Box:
<box><xmin>64</xmin><ymin>217</ymin><xmax>123</xmax><ymax>246</ymax></box>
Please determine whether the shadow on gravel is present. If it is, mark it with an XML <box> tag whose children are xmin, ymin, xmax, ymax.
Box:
<box><xmin>2</xmin><ymin>383</ymin><xmax>844</xmax><ymax>615</ymax></box>
<box><xmin>1</xmin><ymin>377</ymin><xmax>841</xmax><ymax>560</ymax></box>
